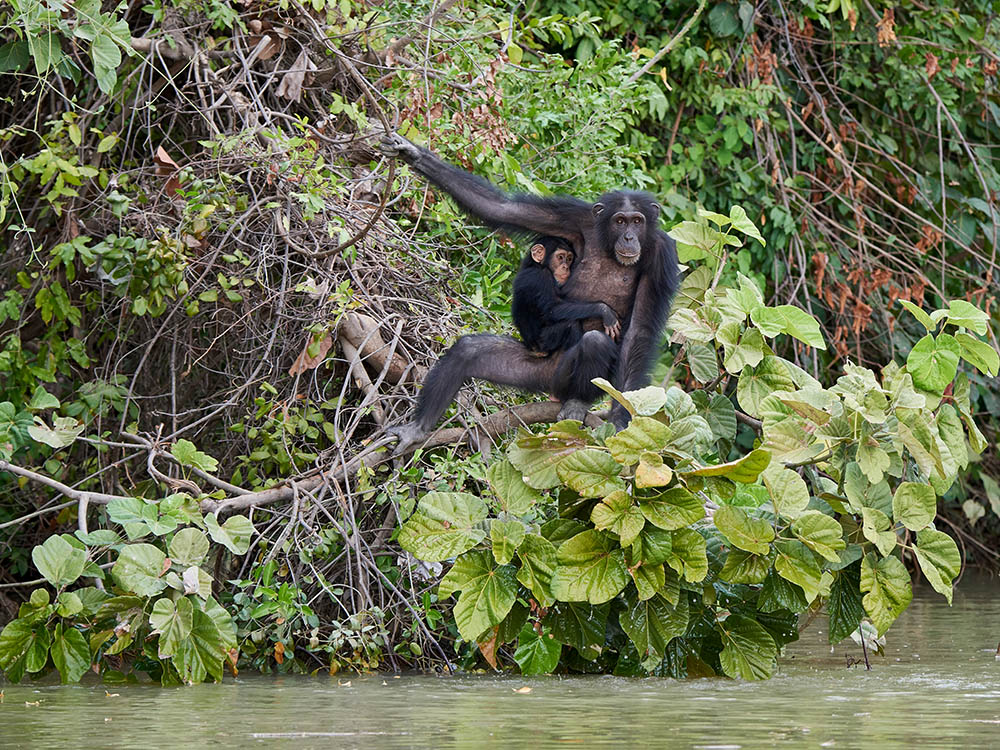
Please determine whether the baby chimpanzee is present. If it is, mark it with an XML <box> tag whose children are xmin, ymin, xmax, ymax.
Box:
<box><xmin>512</xmin><ymin>237</ymin><xmax>620</xmax><ymax>357</ymax></box>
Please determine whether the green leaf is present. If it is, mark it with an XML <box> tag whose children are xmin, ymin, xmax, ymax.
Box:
<box><xmin>32</xmin><ymin>535</ymin><xmax>87</xmax><ymax>587</ymax></box>
<box><xmin>28</xmin><ymin>386</ymin><xmax>60</xmax><ymax>411</ymax></box>
<box><xmin>758</xmin><ymin>570</ymin><xmax>807</xmax><ymax>613</ymax></box>
<box><xmin>728</xmin><ymin>205</ymin><xmax>765</xmax><ymax>246</ymax></box>
<box><xmin>906</xmin><ymin>334</ymin><xmax>961</xmax><ymax>394</ymax></box>
<box><xmin>861</xmin><ymin>507</ymin><xmax>897</xmax><ymax>557</ymax></box>
<box><xmin>666</xmin><ymin>528</ymin><xmax>708</xmax><ymax>582</ymax></box>
<box><xmin>630</xmin><ymin>560</ymin><xmax>666</xmax><ymax>600</ymax></box>
<box><xmin>625</xmin><ymin>387</ymin><xmax>670</xmax><ymax>416</ymax></box>
<box><xmin>631</xmin><ymin>526</ymin><xmax>674</xmax><ymax>566</ymax></box>
<box><xmin>762</xmin><ymin>465</ymin><xmax>810</xmax><ymax>518</ymax></box>
<box><xmin>898</xmin><ymin>299</ymin><xmax>934</xmax><ymax>330</ymax></box>
<box><xmin>50</xmin><ymin>624</ymin><xmax>90</xmax><ymax>683</ymax></box>
<box><xmin>668</xmin><ymin>221</ymin><xmax>728</xmax><ymax>254</ymax></box>
<box><xmin>111</xmin><ymin>543</ymin><xmax>168</xmax><ymax>597</ymax></box>
<box><xmin>638</xmin><ymin>487</ymin><xmax>704</xmax><ymax>531</ymax></box>
<box><xmin>718</xmin><ymin>615</ymin><xmax>777</xmax><ymax>680</ymax></box>
<box><xmin>170</xmin><ymin>439</ymin><xmax>219</xmax><ymax>473</ymax></box>
<box><xmin>490</xmin><ymin>520</ymin><xmax>525</xmax><ymax>565</ymax></box>
<box><xmin>56</xmin><ymin>591</ymin><xmax>83</xmax><ymax>618</ymax></box>
<box><xmin>551</xmin><ymin>531</ymin><xmax>628</xmax><ymax>605</ymax></box>
<box><xmin>955</xmin><ymin>332</ymin><xmax>999</xmax><ymax>377</ymax></box>
<box><xmin>704</xmin><ymin>393</ymin><xmax>738</xmax><ymax>441</ymax></box>
<box><xmin>590</xmin><ymin>378</ymin><xmax>637</xmax><ymax>417</ymax></box>
<box><xmin>720</xmin><ymin>548</ymin><xmax>771</xmax><ymax>584</ymax></box>
<box><xmin>856</xmin><ymin>437</ymin><xmax>891</xmax><ymax>484</ymax></box>
<box><xmin>453</xmin><ymin>558</ymin><xmax>518</xmax><ymax>641</ymax></box>
<box><xmin>774</xmin><ymin>540</ymin><xmax>821</xmax><ymax>602</ymax></box>
<box><xmin>686</xmin><ymin>342</ymin><xmax>719</xmax><ymax>382</ymax></box>
<box><xmin>544</xmin><ymin>602</ymin><xmax>608</xmax><ymax>654</ymax></box>
<box><xmin>557</xmin><ymin>449</ymin><xmax>626</xmax><ymax>497</ymax></box>
<box><xmin>97</xmin><ymin>133</ymin><xmax>119</xmax><ymax>153</ymax></box>
<box><xmin>203</xmin><ymin>596</ymin><xmax>237</xmax><ymax>651</ymax></box>
<box><xmin>860</xmin><ymin>554</ymin><xmax>912</xmax><ymax>635</ymax></box>
<box><xmin>513</xmin><ymin>623</ymin><xmax>561</xmax><ymax>675</ymax></box>
<box><xmin>737</xmin><ymin>357</ymin><xmax>796</xmax><ymax>417</ymax></box>
<box><xmin>168</xmin><ymin>528</ymin><xmax>210</xmax><ymax>566</ymax></box>
<box><xmin>149</xmin><ymin>596</ymin><xmax>194</xmax><ymax>657</ymax></box>
<box><xmin>605</xmin><ymin>417</ymin><xmax>671</xmax><ymax>465</ymax></box>
<box><xmin>397</xmin><ymin>492</ymin><xmax>488</xmax><ymax>562</ymax></box>
<box><xmin>174</xmin><ymin>606</ymin><xmax>226</xmax><ymax>683</ymax></box>
<box><xmin>619</xmin><ymin>589</ymin><xmax>689</xmax><ymax>661</ymax></box>
<box><xmin>28</xmin><ymin>415</ymin><xmax>84</xmax><ymax>448</ymax></box>
<box><xmin>892</xmin><ymin>482</ymin><xmax>936</xmax><ymax>532</ymax></box>
<box><xmin>591</xmin><ymin>490</ymin><xmax>645</xmax><ymax>546</ymax></box>
<box><xmin>205</xmin><ymin>513</ymin><xmax>254</xmax><ymax>555</ymax></box>
<box><xmin>516</xmin><ymin>534</ymin><xmax>556</xmax><ymax>607</ymax></box>
<box><xmin>827</xmin><ymin>564</ymin><xmax>865</xmax><ymax>644</ymax></box>
<box><xmin>944</xmin><ymin>299</ymin><xmax>989</xmax><ymax>335</ymax></box>
<box><xmin>792</xmin><ymin>511</ymin><xmax>846</xmax><ymax>562</ymax></box>
<box><xmin>912</xmin><ymin>529</ymin><xmax>960</xmax><ymax>604</ymax></box>
<box><xmin>750</xmin><ymin>306</ymin><xmax>826</xmax><ymax>349</ymax></box>
<box><xmin>688</xmin><ymin>448</ymin><xmax>771</xmax><ymax>483</ymax></box>
<box><xmin>714</xmin><ymin>505</ymin><xmax>774</xmax><ymax>555</ymax></box>
<box><xmin>0</xmin><ymin>619</ymin><xmax>46</xmax><ymax>681</ymax></box>
<box><xmin>635</xmin><ymin>452</ymin><xmax>673</xmax><ymax>488</ymax></box>
<box><xmin>487</xmin><ymin>460</ymin><xmax>542</xmax><ymax>515</ymax></box>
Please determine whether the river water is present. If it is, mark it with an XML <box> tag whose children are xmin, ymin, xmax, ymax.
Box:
<box><xmin>2</xmin><ymin>578</ymin><xmax>998</xmax><ymax>749</ymax></box>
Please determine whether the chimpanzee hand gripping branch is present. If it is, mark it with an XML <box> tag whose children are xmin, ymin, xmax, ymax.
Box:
<box><xmin>379</xmin><ymin>133</ymin><xmax>679</xmax><ymax>454</ymax></box>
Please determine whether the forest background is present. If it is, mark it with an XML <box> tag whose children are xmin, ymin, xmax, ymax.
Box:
<box><xmin>0</xmin><ymin>0</ymin><xmax>998</xmax><ymax>682</ymax></box>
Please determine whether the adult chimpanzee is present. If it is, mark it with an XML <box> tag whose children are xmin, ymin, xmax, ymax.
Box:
<box><xmin>513</xmin><ymin>236</ymin><xmax>620</xmax><ymax>356</ymax></box>
<box><xmin>379</xmin><ymin>133</ymin><xmax>678</xmax><ymax>454</ymax></box>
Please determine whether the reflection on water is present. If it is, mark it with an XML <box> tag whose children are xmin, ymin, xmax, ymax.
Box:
<box><xmin>1</xmin><ymin>579</ymin><xmax>998</xmax><ymax>749</ymax></box>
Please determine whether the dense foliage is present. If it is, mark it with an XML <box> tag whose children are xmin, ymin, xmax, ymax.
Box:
<box><xmin>1</xmin><ymin>0</ymin><xmax>998</xmax><ymax>682</ymax></box>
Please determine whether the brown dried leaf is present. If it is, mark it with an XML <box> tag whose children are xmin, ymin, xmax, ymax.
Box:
<box><xmin>876</xmin><ymin>8</ymin><xmax>896</xmax><ymax>47</ymax></box>
<box><xmin>288</xmin><ymin>334</ymin><xmax>333</xmax><ymax>376</ymax></box>
<box><xmin>478</xmin><ymin>628</ymin><xmax>499</xmax><ymax>670</ymax></box>
<box><xmin>274</xmin><ymin>641</ymin><xmax>285</xmax><ymax>664</ymax></box>
<box><xmin>154</xmin><ymin>145</ymin><xmax>181</xmax><ymax>196</ymax></box>
<box><xmin>926</xmin><ymin>52</ymin><xmax>940</xmax><ymax>80</ymax></box>
<box><xmin>277</xmin><ymin>48</ymin><xmax>316</xmax><ymax>102</ymax></box>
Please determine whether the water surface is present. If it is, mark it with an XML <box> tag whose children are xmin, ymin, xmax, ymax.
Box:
<box><xmin>2</xmin><ymin>578</ymin><xmax>998</xmax><ymax>749</ymax></box>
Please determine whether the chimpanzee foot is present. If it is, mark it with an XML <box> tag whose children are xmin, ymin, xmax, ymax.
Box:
<box><xmin>385</xmin><ymin>422</ymin><xmax>429</xmax><ymax>456</ymax></box>
<box><xmin>557</xmin><ymin>399</ymin><xmax>590</xmax><ymax>423</ymax></box>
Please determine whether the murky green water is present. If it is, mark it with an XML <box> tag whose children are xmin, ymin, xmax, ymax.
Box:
<box><xmin>2</xmin><ymin>579</ymin><xmax>998</xmax><ymax>749</ymax></box>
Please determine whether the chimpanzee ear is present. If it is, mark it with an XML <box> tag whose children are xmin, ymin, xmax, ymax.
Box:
<box><xmin>530</xmin><ymin>243</ymin><xmax>547</xmax><ymax>263</ymax></box>
<box><xmin>649</xmin><ymin>202</ymin><xmax>660</xmax><ymax>219</ymax></box>
<box><xmin>592</xmin><ymin>203</ymin><xmax>605</xmax><ymax>217</ymax></box>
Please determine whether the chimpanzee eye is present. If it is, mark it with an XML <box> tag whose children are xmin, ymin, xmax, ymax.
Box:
<box><xmin>616</xmin><ymin>217</ymin><xmax>625</xmax><ymax>224</ymax></box>
<box><xmin>633</xmin><ymin>217</ymin><xmax>642</xmax><ymax>224</ymax></box>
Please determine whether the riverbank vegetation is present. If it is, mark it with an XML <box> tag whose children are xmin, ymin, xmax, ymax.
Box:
<box><xmin>1</xmin><ymin>0</ymin><xmax>998</xmax><ymax>683</ymax></box>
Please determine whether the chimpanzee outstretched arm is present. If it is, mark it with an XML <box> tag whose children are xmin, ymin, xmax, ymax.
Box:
<box><xmin>380</xmin><ymin>133</ymin><xmax>591</xmax><ymax>244</ymax></box>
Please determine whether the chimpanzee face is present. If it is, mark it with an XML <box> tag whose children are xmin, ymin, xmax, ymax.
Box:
<box><xmin>593</xmin><ymin>195</ymin><xmax>659</xmax><ymax>267</ymax></box>
<box><xmin>530</xmin><ymin>242</ymin><xmax>575</xmax><ymax>285</ymax></box>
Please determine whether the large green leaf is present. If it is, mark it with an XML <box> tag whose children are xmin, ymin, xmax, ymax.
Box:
<box><xmin>605</xmin><ymin>417</ymin><xmax>672</xmax><ymax>464</ymax></box>
<box><xmin>792</xmin><ymin>511</ymin><xmax>846</xmax><ymax>562</ymax></box>
<box><xmin>544</xmin><ymin>601</ymin><xmax>608</xmax><ymax>654</ymax></box>
<box><xmin>174</xmin><ymin>606</ymin><xmax>226</xmax><ymax>683</ymax></box>
<box><xmin>906</xmin><ymin>333</ymin><xmax>960</xmax><ymax>394</ymax></box>
<box><xmin>637</xmin><ymin>487</ymin><xmax>704</xmax><ymax>531</ymax></box>
<box><xmin>551</xmin><ymin>531</ymin><xmax>628</xmax><ymax>604</ymax></box>
<box><xmin>32</xmin><ymin>535</ymin><xmax>87</xmax><ymax>587</ymax></box>
<box><xmin>398</xmin><ymin>492</ymin><xmax>488</xmax><ymax>562</ymax></box>
<box><xmin>714</xmin><ymin>505</ymin><xmax>774</xmax><ymax>555</ymax></box>
<box><xmin>513</xmin><ymin>623</ymin><xmax>562</xmax><ymax>675</ymax></box>
<box><xmin>112</xmin><ymin>543</ymin><xmax>168</xmax><ymax>597</ymax></box>
<box><xmin>758</xmin><ymin>570</ymin><xmax>807</xmax><ymax>613</ymax></box>
<box><xmin>773</xmin><ymin>540</ymin><xmax>821</xmax><ymax>602</ymax></box>
<box><xmin>737</xmin><ymin>357</ymin><xmax>796</xmax><ymax>416</ymax></box>
<box><xmin>720</xmin><ymin>549</ymin><xmax>771</xmax><ymax>584</ymax></box>
<box><xmin>630</xmin><ymin>560</ymin><xmax>666</xmax><ymax>600</ymax></box>
<box><xmin>591</xmin><ymin>490</ymin><xmax>645</xmax><ymax>546</ymax></box>
<box><xmin>170</xmin><ymin>439</ymin><xmax>219</xmax><ymax>473</ymax></box>
<box><xmin>762</xmin><ymin>465</ymin><xmax>810</xmax><ymax>518</ymax></box>
<box><xmin>556</xmin><ymin>449</ymin><xmax>626</xmax><ymax>497</ymax></box>
<box><xmin>717</xmin><ymin>615</ymin><xmax>777</xmax><ymax>680</ymax></box>
<box><xmin>508</xmin><ymin>428</ymin><xmax>591</xmax><ymax>489</ymax></box>
<box><xmin>150</xmin><ymin>596</ymin><xmax>194</xmax><ymax>658</ymax></box>
<box><xmin>944</xmin><ymin>299</ymin><xmax>989</xmax><ymax>335</ymax></box>
<box><xmin>619</xmin><ymin>589</ymin><xmax>689</xmax><ymax>661</ymax></box>
<box><xmin>490</xmin><ymin>520</ymin><xmax>525</xmax><ymax>565</ymax></box>
<box><xmin>955</xmin><ymin>332</ymin><xmax>999</xmax><ymax>376</ymax></box>
<box><xmin>454</xmin><ymin>561</ymin><xmax>518</xmax><ymax>641</ymax></box>
<box><xmin>0</xmin><ymin>619</ymin><xmax>49</xmax><ymax>681</ymax></box>
<box><xmin>168</xmin><ymin>528</ymin><xmax>210</xmax><ymax>567</ymax></box>
<box><xmin>912</xmin><ymin>529</ymin><xmax>960</xmax><ymax>605</ymax></box>
<box><xmin>827</xmin><ymin>564</ymin><xmax>865</xmax><ymax>644</ymax></box>
<box><xmin>50</xmin><ymin>624</ymin><xmax>90</xmax><ymax>684</ymax></box>
<box><xmin>205</xmin><ymin>513</ymin><xmax>254</xmax><ymax>555</ymax></box>
<box><xmin>892</xmin><ymin>482</ymin><xmax>936</xmax><ymax>531</ymax></box>
<box><xmin>516</xmin><ymin>534</ymin><xmax>556</xmax><ymax>607</ymax></box>
<box><xmin>630</xmin><ymin>526</ymin><xmax>674</xmax><ymax>566</ymax></box>
<box><xmin>860</xmin><ymin>554</ymin><xmax>912</xmax><ymax>635</ymax></box>
<box><xmin>856</xmin><ymin>437</ymin><xmax>891</xmax><ymax>484</ymax></box>
<box><xmin>750</xmin><ymin>305</ymin><xmax>826</xmax><ymax>349</ymax></box>
<box><xmin>635</xmin><ymin>452</ymin><xmax>673</xmax><ymax>488</ymax></box>
<box><xmin>487</xmin><ymin>460</ymin><xmax>543</xmax><ymax>515</ymax></box>
<box><xmin>861</xmin><ymin>507</ymin><xmax>896</xmax><ymax>557</ymax></box>
<box><xmin>666</xmin><ymin>528</ymin><xmax>708</xmax><ymax>582</ymax></box>
<box><xmin>688</xmin><ymin>448</ymin><xmax>771</xmax><ymax>483</ymax></box>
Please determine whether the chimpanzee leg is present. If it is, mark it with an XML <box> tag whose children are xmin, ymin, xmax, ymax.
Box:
<box><xmin>551</xmin><ymin>330</ymin><xmax>617</xmax><ymax>421</ymax></box>
<box><xmin>388</xmin><ymin>334</ymin><xmax>560</xmax><ymax>454</ymax></box>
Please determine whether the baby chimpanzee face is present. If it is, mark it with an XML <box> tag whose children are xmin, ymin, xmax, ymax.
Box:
<box><xmin>548</xmin><ymin>247</ymin><xmax>574</xmax><ymax>284</ymax></box>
